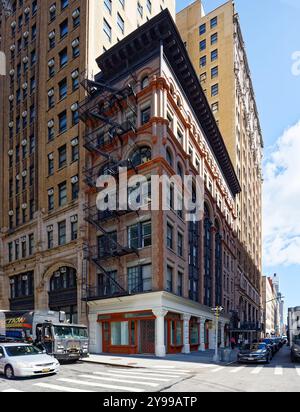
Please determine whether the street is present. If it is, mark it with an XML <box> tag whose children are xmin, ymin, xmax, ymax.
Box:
<box><xmin>0</xmin><ymin>362</ymin><xmax>193</xmax><ymax>393</ymax></box>
<box><xmin>0</xmin><ymin>346</ymin><xmax>298</xmax><ymax>392</ymax></box>
<box><xmin>164</xmin><ymin>345</ymin><xmax>300</xmax><ymax>392</ymax></box>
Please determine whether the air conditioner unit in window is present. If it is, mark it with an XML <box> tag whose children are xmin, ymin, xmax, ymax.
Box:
<box><xmin>70</xmin><ymin>215</ymin><xmax>78</xmax><ymax>223</ymax></box>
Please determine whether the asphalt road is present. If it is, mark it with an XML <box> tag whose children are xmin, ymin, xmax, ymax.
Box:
<box><xmin>0</xmin><ymin>346</ymin><xmax>298</xmax><ymax>393</ymax></box>
<box><xmin>0</xmin><ymin>362</ymin><xmax>192</xmax><ymax>393</ymax></box>
<box><xmin>164</xmin><ymin>345</ymin><xmax>300</xmax><ymax>392</ymax></box>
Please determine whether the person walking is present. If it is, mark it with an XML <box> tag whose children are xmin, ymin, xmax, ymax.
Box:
<box><xmin>230</xmin><ymin>337</ymin><xmax>236</xmax><ymax>350</ymax></box>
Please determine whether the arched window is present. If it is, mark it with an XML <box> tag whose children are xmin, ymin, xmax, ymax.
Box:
<box><xmin>50</xmin><ymin>267</ymin><xmax>77</xmax><ymax>292</ymax></box>
<box><xmin>166</xmin><ymin>148</ymin><xmax>173</xmax><ymax>167</ymax></box>
<box><xmin>131</xmin><ymin>146</ymin><xmax>152</xmax><ymax>168</ymax></box>
<box><xmin>204</xmin><ymin>204</ymin><xmax>212</xmax><ymax>307</ymax></box>
<box><xmin>177</xmin><ymin>163</ymin><xmax>184</xmax><ymax>179</ymax></box>
<box><xmin>215</xmin><ymin>220</ymin><xmax>222</xmax><ymax>307</ymax></box>
<box><xmin>141</xmin><ymin>76</ymin><xmax>149</xmax><ymax>90</ymax></box>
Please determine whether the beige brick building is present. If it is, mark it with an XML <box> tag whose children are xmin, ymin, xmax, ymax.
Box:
<box><xmin>0</xmin><ymin>0</ymin><xmax>175</xmax><ymax>323</ymax></box>
<box><xmin>177</xmin><ymin>0</ymin><xmax>263</xmax><ymax>340</ymax></box>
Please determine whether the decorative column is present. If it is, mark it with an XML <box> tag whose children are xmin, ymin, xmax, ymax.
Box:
<box><xmin>182</xmin><ymin>314</ymin><xmax>191</xmax><ymax>354</ymax></box>
<box><xmin>199</xmin><ymin>318</ymin><xmax>206</xmax><ymax>352</ymax></box>
<box><xmin>153</xmin><ymin>309</ymin><xmax>168</xmax><ymax>358</ymax></box>
<box><xmin>211</xmin><ymin>225</ymin><xmax>217</xmax><ymax>308</ymax></box>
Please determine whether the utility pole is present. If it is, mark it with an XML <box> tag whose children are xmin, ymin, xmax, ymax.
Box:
<box><xmin>211</xmin><ymin>306</ymin><xmax>224</xmax><ymax>363</ymax></box>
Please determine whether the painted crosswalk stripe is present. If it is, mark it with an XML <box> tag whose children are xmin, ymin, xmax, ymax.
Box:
<box><xmin>211</xmin><ymin>367</ymin><xmax>225</xmax><ymax>373</ymax></box>
<box><xmin>94</xmin><ymin>371</ymin><xmax>170</xmax><ymax>382</ymax></box>
<box><xmin>251</xmin><ymin>367</ymin><xmax>264</xmax><ymax>375</ymax></box>
<box><xmin>107</xmin><ymin>369</ymin><xmax>184</xmax><ymax>378</ymax></box>
<box><xmin>230</xmin><ymin>366</ymin><xmax>245</xmax><ymax>374</ymax></box>
<box><xmin>79</xmin><ymin>374</ymin><xmax>159</xmax><ymax>388</ymax></box>
<box><xmin>34</xmin><ymin>383</ymin><xmax>94</xmax><ymax>392</ymax></box>
<box><xmin>295</xmin><ymin>366</ymin><xmax>300</xmax><ymax>376</ymax></box>
<box><xmin>2</xmin><ymin>389</ymin><xmax>24</xmax><ymax>392</ymax></box>
<box><xmin>150</xmin><ymin>367</ymin><xmax>191</xmax><ymax>373</ymax></box>
<box><xmin>275</xmin><ymin>366</ymin><xmax>283</xmax><ymax>376</ymax></box>
<box><xmin>58</xmin><ymin>378</ymin><xmax>145</xmax><ymax>392</ymax></box>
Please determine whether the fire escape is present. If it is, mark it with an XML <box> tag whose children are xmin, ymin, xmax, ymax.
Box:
<box><xmin>80</xmin><ymin>74</ymin><xmax>142</xmax><ymax>301</ymax></box>
<box><xmin>0</xmin><ymin>0</ymin><xmax>12</xmax><ymax>18</ymax></box>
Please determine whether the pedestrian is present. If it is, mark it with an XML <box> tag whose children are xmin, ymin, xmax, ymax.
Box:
<box><xmin>230</xmin><ymin>337</ymin><xmax>236</xmax><ymax>350</ymax></box>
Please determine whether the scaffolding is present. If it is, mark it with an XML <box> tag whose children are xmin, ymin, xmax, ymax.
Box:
<box><xmin>80</xmin><ymin>72</ymin><xmax>143</xmax><ymax>302</ymax></box>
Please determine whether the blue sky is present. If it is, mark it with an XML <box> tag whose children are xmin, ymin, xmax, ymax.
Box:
<box><xmin>176</xmin><ymin>0</ymin><xmax>300</xmax><ymax>314</ymax></box>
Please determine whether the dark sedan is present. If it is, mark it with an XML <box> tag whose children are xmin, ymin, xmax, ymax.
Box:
<box><xmin>238</xmin><ymin>343</ymin><xmax>271</xmax><ymax>364</ymax></box>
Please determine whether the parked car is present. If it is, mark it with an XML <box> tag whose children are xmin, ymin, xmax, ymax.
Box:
<box><xmin>0</xmin><ymin>342</ymin><xmax>60</xmax><ymax>379</ymax></box>
<box><xmin>291</xmin><ymin>337</ymin><xmax>300</xmax><ymax>363</ymax></box>
<box><xmin>238</xmin><ymin>343</ymin><xmax>271</xmax><ymax>364</ymax></box>
<box><xmin>263</xmin><ymin>339</ymin><xmax>277</xmax><ymax>356</ymax></box>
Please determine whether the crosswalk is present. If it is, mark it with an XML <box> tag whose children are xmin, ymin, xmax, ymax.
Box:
<box><xmin>1</xmin><ymin>367</ymin><xmax>191</xmax><ymax>393</ymax></box>
<box><xmin>210</xmin><ymin>364</ymin><xmax>300</xmax><ymax>377</ymax></box>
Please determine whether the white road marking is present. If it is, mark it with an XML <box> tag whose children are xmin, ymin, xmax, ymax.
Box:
<box><xmin>2</xmin><ymin>389</ymin><xmax>24</xmax><ymax>392</ymax></box>
<box><xmin>295</xmin><ymin>366</ymin><xmax>300</xmax><ymax>376</ymax></box>
<box><xmin>107</xmin><ymin>368</ymin><xmax>185</xmax><ymax>378</ymax></box>
<box><xmin>79</xmin><ymin>374</ymin><xmax>159</xmax><ymax>387</ymax></box>
<box><xmin>34</xmin><ymin>383</ymin><xmax>94</xmax><ymax>392</ymax></box>
<box><xmin>58</xmin><ymin>378</ymin><xmax>145</xmax><ymax>392</ymax></box>
<box><xmin>150</xmin><ymin>367</ymin><xmax>191</xmax><ymax>373</ymax></box>
<box><xmin>211</xmin><ymin>367</ymin><xmax>225</xmax><ymax>373</ymax></box>
<box><xmin>230</xmin><ymin>366</ymin><xmax>246</xmax><ymax>374</ymax></box>
<box><xmin>275</xmin><ymin>366</ymin><xmax>283</xmax><ymax>376</ymax></box>
<box><xmin>94</xmin><ymin>371</ymin><xmax>170</xmax><ymax>382</ymax></box>
<box><xmin>251</xmin><ymin>367</ymin><xmax>264</xmax><ymax>375</ymax></box>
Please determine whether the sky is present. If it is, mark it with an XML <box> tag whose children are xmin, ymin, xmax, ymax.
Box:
<box><xmin>176</xmin><ymin>0</ymin><xmax>300</xmax><ymax>314</ymax></box>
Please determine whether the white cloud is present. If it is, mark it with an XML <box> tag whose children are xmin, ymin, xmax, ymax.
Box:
<box><xmin>263</xmin><ymin>120</ymin><xmax>300</xmax><ymax>266</ymax></box>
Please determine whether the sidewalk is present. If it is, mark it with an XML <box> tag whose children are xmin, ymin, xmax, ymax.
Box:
<box><xmin>82</xmin><ymin>350</ymin><xmax>238</xmax><ymax>371</ymax></box>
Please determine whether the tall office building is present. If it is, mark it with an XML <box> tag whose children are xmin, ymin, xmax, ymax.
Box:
<box><xmin>177</xmin><ymin>0</ymin><xmax>263</xmax><ymax>340</ymax></box>
<box><xmin>0</xmin><ymin>0</ymin><xmax>175</xmax><ymax>323</ymax></box>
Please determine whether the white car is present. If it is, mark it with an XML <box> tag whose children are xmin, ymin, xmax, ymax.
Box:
<box><xmin>0</xmin><ymin>343</ymin><xmax>60</xmax><ymax>379</ymax></box>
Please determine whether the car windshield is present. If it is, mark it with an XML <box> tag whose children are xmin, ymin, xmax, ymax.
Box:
<box><xmin>72</xmin><ymin>327</ymin><xmax>88</xmax><ymax>339</ymax></box>
<box><xmin>242</xmin><ymin>344</ymin><xmax>265</xmax><ymax>351</ymax></box>
<box><xmin>263</xmin><ymin>339</ymin><xmax>272</xmax><ymax>344</ymax></box>
<box><xmin>5</xmin><ymin>345</ymin><xmax>43</xmax><ymax>357</ymax></box>
<box><xmin>54</xmin><ymin>326</ymin><xmax>73</xmax><ymax>339</ymax></box>
<box><xmin>53</xmin><ymin>326</ymin><xmax>88</xmax><ymax>339</ymax></box>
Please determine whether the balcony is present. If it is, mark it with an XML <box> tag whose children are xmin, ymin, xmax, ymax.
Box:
<box><xmin>9</xmin><ymin>295</ymin><xmax>34</xmax><ymax>311</ymax></box>
<box><xmin>79</xmin><ymin>82</ymin><xmax>136</xmax><ymax>122</ymax></box>
<box><xmin>83</xmin><ymin>275</ymin><xmax>152</xmax><ymax>302</ymax></box>
<box><xmin>83</xmin><ymin>120</ymin><xmax>136</xmax><ymax>154</ymax></box>
<box><xmin>84</xmin><ymin>205</ymin><xmax>136</xmax><ymax>230</ymax></box>
<box><xmin>83</xmin><ymin>160</ymin><xmax>135</xmax><ymax>188</ymax></box>
<box><xmin>229</xmin><ymin>321</ymin><xmax>262</xmax><ymax>332</ymax></box>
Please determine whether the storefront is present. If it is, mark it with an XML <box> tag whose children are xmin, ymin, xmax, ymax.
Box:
<box><xmin>99</xmin><ymin>311</ymin><xmax>156</xmax><ymax>355</ymax></box>
<box><xmin>189</xmin><ymin>317</ymin><xmax>200</xmax><ymax>351</ymax></box>
<box><xmin>88</xmin><ymin>291</ymin><xmax>230</xmax><ymax>357</ymax></box>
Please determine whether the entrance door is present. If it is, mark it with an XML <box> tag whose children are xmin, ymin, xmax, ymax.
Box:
<box><xmin>102</xmin><ymin>322</ymin><xmax>110</xmax><ymax>353</ymax></box>
<box><xmin>139</xmin><ymin>320</ymin><xmax>155</xmax><ymax>354</ymax></box>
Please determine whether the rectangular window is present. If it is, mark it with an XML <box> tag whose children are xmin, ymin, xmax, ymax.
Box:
<box><xmin>58</xmin><ymin>220</ymin><xmax>66</xmax><ymax>245</ymax></box>
<box><xmin>167</xmin><ymin>223</ymin><xmax>173</xmax><ymax>249</ymax></box>
<box><xmin>166</xmin><ymin>266</ymin><xmax>173</xmax><ymax>293</ymax></box>
<box><xmin>58</xmin><ymin>181</ymin><xmax>67</xmax><ymax>206</ymax></box>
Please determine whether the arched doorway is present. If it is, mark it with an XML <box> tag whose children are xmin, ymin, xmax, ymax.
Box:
<box><xmin>48</xmin><ymin>266</ymin><xmax>78</xmax><ymax>323</ymax></box>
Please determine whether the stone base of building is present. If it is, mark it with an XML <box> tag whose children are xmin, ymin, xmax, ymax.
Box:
<box><xmin>88</xmin><ymin>291</ymin><xmax>230</xmax><ymax>357</ymax></box>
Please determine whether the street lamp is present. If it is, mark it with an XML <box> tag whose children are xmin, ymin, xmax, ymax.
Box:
<box><xmin>211</xmin><ymin>306</ymin><xmax>224</xmax><ymax>363</ymax></box>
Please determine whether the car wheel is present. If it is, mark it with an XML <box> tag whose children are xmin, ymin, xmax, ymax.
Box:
<box><xmin>5</xmin><ymin>365</ymin><xmax>15</xmax><ymax>380</ymax></box>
